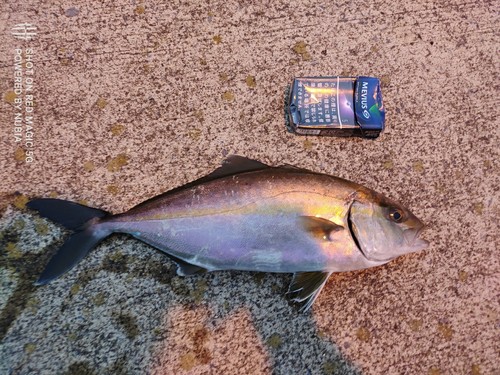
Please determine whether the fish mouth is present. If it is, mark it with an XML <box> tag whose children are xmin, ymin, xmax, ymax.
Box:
<box><xmin>404</xmin><ymin>226</ymin><xmax>430</xmax><ymax>250</ymax></box>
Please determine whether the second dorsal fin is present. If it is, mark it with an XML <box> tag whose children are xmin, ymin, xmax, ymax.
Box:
<box><xmin>203</xmin><ymin>155</ymin><xmax>270</xmax><ymax>180</ymax></box>
<box><xmin>181</xmin><ymin>155</ymin><xmax>270</xmax><ymax>188</ymax></box>
<box><xmin>132</xmin><ymin>156</ymin><xmax>269</xmax><ymax>210</ymax></box>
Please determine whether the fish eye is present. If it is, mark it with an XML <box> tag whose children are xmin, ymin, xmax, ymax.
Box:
<box><xmin>389</xmin><ymin>208</ymin><xmax>404</xmax><ymax>222</ymax></box>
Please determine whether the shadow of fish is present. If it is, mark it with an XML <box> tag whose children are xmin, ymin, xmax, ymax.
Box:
<box><xmin>27</xmin><ymin>156</ymin><xmax>428</xmax><ymax>311</ymax></box>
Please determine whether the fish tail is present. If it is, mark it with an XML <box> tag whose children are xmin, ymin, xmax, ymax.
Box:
<box><xmin>27</xmin><ymin>198</ymin><xmax>112</xmax><ymax>285</ymax></box>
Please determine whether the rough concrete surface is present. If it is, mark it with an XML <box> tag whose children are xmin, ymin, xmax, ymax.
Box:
<box><xmin>0</xmin><ymin>0</ymin><xmax>498</xmax><ymax>374</ymax></box>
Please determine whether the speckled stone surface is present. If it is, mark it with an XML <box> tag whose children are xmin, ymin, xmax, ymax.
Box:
<box><xmin>0</xmin><ymin>1</ymin><xmax>499</xmax><ymax>374</ymax></box>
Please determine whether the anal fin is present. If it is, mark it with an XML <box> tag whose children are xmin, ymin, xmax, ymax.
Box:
<box><xmin>287</xmin><ymin>271</ymin><xmax>332</xmax><ymax>312</ymax></box>
<box><xmin>128</xmin><ymin>233</ymin><xmax>208</xmax><ymax>276</ymax></box>
<box><xmin>164</xmin><ymin>253</ymin><xmax>207</xmax><ymax>276</ymax></box>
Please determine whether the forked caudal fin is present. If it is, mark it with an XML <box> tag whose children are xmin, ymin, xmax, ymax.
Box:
<box><xmin>27</xmin><ymin>199</ymin><xmax>111</xmax><ymax>285</ymax></box>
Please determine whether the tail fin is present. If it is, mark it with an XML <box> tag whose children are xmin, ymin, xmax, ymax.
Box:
<box><xmin>27</xmin><ymin>198</ymin><xmax>111</xmax><ymax>285</ymax></box>
<box><xmin>27</xmin><ymin>198</ymin><xmax>109</xmax><ymax>230</ymax></box>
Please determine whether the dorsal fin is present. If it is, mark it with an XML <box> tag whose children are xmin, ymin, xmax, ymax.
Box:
<box><xmin>131</xmin><ymin>156</ymin><xmax>269</xmax><ymax>210</ymax></box>
<box><xmin>166</xmin><ymin>155</ymin><xmax>270</xmax><ymax>192</ymax></box>
<box><xmin>203</xmin><ymin>155</ymin><xmax>269</xmax><ymax>181</ymax></box>
<box><xmin>279</xmin><ymin>163</ymin><xmax>311</xmax><ymax>172</ymax></box>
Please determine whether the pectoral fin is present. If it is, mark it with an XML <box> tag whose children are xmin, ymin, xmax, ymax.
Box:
<box><xmin>300</xmin><ymin>216</ymin><xmax>343</xmax><ymax>241</ymax></box>
<box><xmin>287</xmin><ymin>271</ymin><xmax>332</xmax><ymax>312</ymax></box>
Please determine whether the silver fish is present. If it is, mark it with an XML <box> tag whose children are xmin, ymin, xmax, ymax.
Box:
<box><xmin>28</xmin><ymin>156</ymin><xmax>429</xmax><ymax>311</ymax></box>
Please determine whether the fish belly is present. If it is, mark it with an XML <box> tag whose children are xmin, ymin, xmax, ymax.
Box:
<box><xmin>117</xmin><ymin>214</ymin><xmax>332</xmax><ymax>273</ymax></box>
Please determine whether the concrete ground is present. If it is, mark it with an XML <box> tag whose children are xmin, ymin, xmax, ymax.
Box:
<box><xmin>0</xmin><ymin>0</ymin><xmax>498</xmax><ymax>374</ymax></box>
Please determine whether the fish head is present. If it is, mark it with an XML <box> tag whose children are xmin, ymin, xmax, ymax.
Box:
<box><xmin>348</xmin><ymin>194</ymin><xmax>429</xmax><ymax>263</ymax></box>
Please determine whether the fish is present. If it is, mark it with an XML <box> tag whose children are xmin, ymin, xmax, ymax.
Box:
<box><xmin>27</xmin><ymin>156</ymin><xmax>429</xmax><ymax>311</ymax></box>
